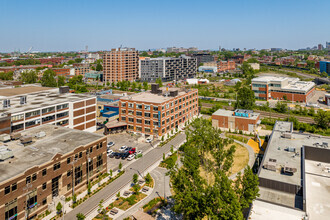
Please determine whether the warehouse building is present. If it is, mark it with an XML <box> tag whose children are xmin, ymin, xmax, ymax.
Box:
<box><xmin>249</xmin><ymin>121</ymin><xmax>330</xmax><ymax>220</ymax></box>
<box><xmin>0</xmin><ymin>124</ymin><xmax>107</xmax><ymax>220</ymax></box>
<box><xmin>119</xmin><ymin>84</ymin><xmax>198</xmax><ymax>138</ymax></box>
<box><xmin>211</xmin><ymin>109</ymin><xmax>260</xmax><ymax>132</ymax></box>
<box><xmin>251</xmin><ymin>76</ymin><xmax>315</xmax><ymax>102</ymax></box>
<box><xmin>0</xmin><ymin>85</ymin><xmax>97</xmax><ymax>134</ymax></box>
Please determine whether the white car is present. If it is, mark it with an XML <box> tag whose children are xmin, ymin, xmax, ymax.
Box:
<box><xmin>107</xmin><ymin>149</ymin><xmax>113</xmax><ymax>156</ymax></box>
<box><xmin>136</xmin><ymin>150</ymin><xmax>143</xmax><ymax>155</ymax></box>
<box><xmin>119</xmin><ymin>146</ymin><xmax>128</xmax><ymax>152</ymax></box>
<box><xmin>146</xmin><ymin>137</ymin><xmax>152</xmax><ymax>143</ymax></box>
<box><xmin>107</xmin><ymin>141</ymin><xmax>115</xmax><ymax>148</ymax></box>
<box><xmin>127</xmin><ymin>154</ymin><xmax>135</xmax><ymax>161</ymax></box>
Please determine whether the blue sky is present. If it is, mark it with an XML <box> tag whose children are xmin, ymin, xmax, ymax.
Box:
<box><xmin>0</xmin><ymin>0</ymin><xmax>329</xmax><ymax>52</ymax></box>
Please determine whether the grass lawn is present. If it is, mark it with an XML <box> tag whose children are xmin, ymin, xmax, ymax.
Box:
<box><xmin>112</xmin><ymin>193</ymin><xmax>147</xmax><ymax>210</ymax></box>
<box><xmin>199</xmin><ymin>142</ymin><xmax>249</xmax><ymax>185</ymax></box>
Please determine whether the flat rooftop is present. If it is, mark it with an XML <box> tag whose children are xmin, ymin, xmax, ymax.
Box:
<box><xmin>0</xmin><ymin>87</ymin><xmax>95</xmax><ymax>115</ymax></box>
<box><xmin>0</xmin><ymin>86</ymin><xmax>53</xmax><ymax>97</ymax></box>
<box><xmin>250</xmin><ymin>199</ymin><xmax>306</xmax><ymax>220</ymax></box>
<box><xmin>120</xmin><ymin>88</ymin><xmax>196</xmax><ymax>104</ymax></box>
<box><xmin>0</xmin><ymin>124</ymin><xmax>104</xmax><ymax>183</ymax></box>
<box><xmin>212</xmin><ymin>108</ymin><xmax>260</xmax><ymax>120</ymax></box>
<box><xmin>305</xmin><ymin>160</ymin><xmax>330</xmax><ymax>220</ymax></box>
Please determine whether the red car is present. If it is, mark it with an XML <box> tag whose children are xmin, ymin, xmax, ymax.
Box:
<box><xmin>129</xmin><ymin>148</ymin><xmax>136</xmax><ymax>154</ymax></box>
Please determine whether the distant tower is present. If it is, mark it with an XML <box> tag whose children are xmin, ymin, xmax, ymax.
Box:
<box><xmin>219</xmin><ymin>46</ymin><xmax>221</xmax><ymax>51</ymax></box>
<box><xmin>85</xmin><ymin>45</ymin><xmax>88</xmax><ymax>53</ymax></box>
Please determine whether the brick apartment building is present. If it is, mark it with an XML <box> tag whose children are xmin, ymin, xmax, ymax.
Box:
<box><xmin>212</xmin><ymin>109</ymin><xmax>260</xmax><ymax>132</ymax></box>
<box><xmin>73</xmin><ymin>63</ymin><xmax>90</xmax><ymax>76</ymax></box>
<box><xmin>0</xmin><ymin>65</ymin><xmax>51</xmax><ymax>73</ymax></box>
<box><xmin>139</xmin><ymin>55</ymin><xmax>197</xmax><ymax>82</ymax></box>
<box><xmin>217</xmin><ymin>60</ymin><xmax>236</xmax><ymax>72</ymax></box>
<box><xmin>0</xmin><ymin>85</ymin><xmax>97</xmax><ymax>134</ymax></box>
<box><xmin>103</xmin><ymin>48</ymin><xmax>139</xmax><ymax>83</ymax></box>
<box><xmin>0</xmin><ymin>124</ymin><xmax>106</xmax><ymax>220</ymax></box>
<box><xmin>36</xmin><ymin>57</ymin><xmax>64</xmax><ymax>65</ymax></box>
<box><xmin>52</xmin><ymin>68</ymin><xmax>71</xmax><ymax>77</ymax></box>
<box><xmin>119</xmin><ymin>84</ymin><xmax>198</xmax><ymax>137</ymax></box>
<box><xmin>251</xmin><ymin>76</ymin><xmax>315</xmax><ymax>102</ymax></box>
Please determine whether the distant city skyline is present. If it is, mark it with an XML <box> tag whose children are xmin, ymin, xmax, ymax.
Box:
<box><xmin>0</xmin><ymin>0</ymin><xmax>330</xmax><ymax>52</ymax></box>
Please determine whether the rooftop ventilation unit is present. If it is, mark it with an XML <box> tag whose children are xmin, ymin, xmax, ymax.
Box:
<box><xmin>282</xmin><ymin>133</ymin><xmax>292</xmax><ymax>139</ymax></box>
<box><xmin>283</xmin><ymin>165</ymin><xmax>297</xmax><ymax>175</ymax></box>
<box><xmin>286</xmin><ymin>147</ymin><xmax>296</xmax><ymax>152</ymax></box>
<box><xmin>35</xmin><ymin>131</ymin><xmax>46</xmax><ymax>139</ymax></box>
<box><xmin>3</xmin><ymin>99</ymin><xmax>10</xmax><ymax>108</ymax></box>
<box><xmin>0</xmin><ymin>146</ymin><xmax>14</xmax><ymax>161</ymax></box>
<box><xmin>151</xmin><ymin>84</ymin><xmax>159</xmax><ymax>94</ymax></box>
<box><xmin>263</xmin><ymin>161</ymin><xmax>277</xmax><ymax>171</ymax></box>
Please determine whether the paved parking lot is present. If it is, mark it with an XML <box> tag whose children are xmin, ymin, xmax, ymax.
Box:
<box><xmin>308</xmin><ymin>90</ymin><xmax>328</xmax><ymax>108</ymax></box>
<box><xmin>105</xmin><ymin>132</ymin><xmax>158</xmax><ymax>171</ymax></box>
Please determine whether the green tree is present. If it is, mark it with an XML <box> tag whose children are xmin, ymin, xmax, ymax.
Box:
<box><xmin>156</xmin><ymin>78</ymin><xmax>163</xmax><ymax>87</ymax></box>
<box><xmin>320</xmin><ymin>71</ymin><xmax>328</xmax><ymax>78</ymax></box>
<box><xmin>41</xmin><ymin>69</ymin><xmax>57</xmax><ymax>87</ymax></box>
<box><xmin>109</xmin><ymin>169</ymin><xmax>113</xmax><ymax>177</ymax></box>
<box><xmin>74</xmin><ymin>58</ymin><xmax>84</xmax><ymax>63</ymax></box>
<box><xmin>132</xmin><ymin>184</ymin><xmax>140</xmax><ymax>194</ymax></box>
<box><xmin>87</xmin><ymin>182</ymin><xmax>92</xmax><ymax>195</ymax></box>
<box><xmin>57</xmin><ymin>76</ymin><xmax>66</xmax><ymax>87</ymax></box>
<box><xmin>314</xmin><ymin>109</ymin><xmax>330</xmax><ymax>129</ymax></box>
<box><xmin>275</xmin><ymin>101</ymin><xmax>287</xmax><ymax>113</ymax></box>
<box><xmin>72</xmin><ymin>193</ymin><xmax>77</xmax><ymax>203</ymax></box>
<box><xmin>143</xmin><ymin>81</ymin><xmax>148</xmax><ymax>90</ymax></box>
<box><xmin>76</xmin><ymin>213</ymin><xmax>86</xmax><ymax>220</ymax></box>
<box><xmin>145</xmin><ymin>173</ymin><xmax>152</xmax><ymax>184</ymax></box>
<box><xmin>119</xmin><ymin>161</ymin><xmax>122</xmax><ymax>170</ymax></box>
<box><xmin>96</xmin><ymin>63</ymin><xmax>103</xmax><ymax>71</ymax></box>
<box><xmin>56</xmin><ymin>202</ymin><xmax>62</xmax><ymax>214</ymax></box>
<box><xmin>132</xmin><ymin>173</ymin><xmax>138</xmax><ymax>184</ymax></box>
<box><xmin>235</xmin><ymin>87</ymin><xmax>255</xmax><ymax>110</ymax></box>
<box><xmin>20</xmin><ymin>70</ymin><xmax>38</xmax><ymax>83</ymax></box>
<box><xmin>0</xmin><ymin>71</ymin><xmax>13</xmax><ymax>80</ymax></box>
<box><xmin>131</xmin><ymin>81</ymin><xmax>137</xmax><ymax>91</ymax></box>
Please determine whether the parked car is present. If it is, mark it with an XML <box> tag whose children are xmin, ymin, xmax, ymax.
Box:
<box><xmin>124</xmin><ymin>147</ymin><xmax>132</xmax><ymax>153</ymax></box>
<box><xmin>121</xmin><ymin>152</ymin><xmax>129</xmax><ymax>160</ymax></box>
<box><xmin>109</xmin><ymin>152</ymin><xmax>116</xmax><ymax>158</ymax></box>
<box><xmin>115</xmin><ymin>152</ymin><xmax>122</xmax><ymax>159</ymax></box>
<box><xmin>136</xmin><ymin>150</ymin><xmax>143</xmax><ymax>156</ymax></box>
<box><xmin>127</xmin><ymin>154</ymin><xmax>135</xmax><ymax>161</ymax></box>
<box><xmin>107</xmin><ymin>141</ymin><xmax>115</xmax><ymax>148</ymax></box>
<box><xmin>129</xmin><ymin>148</ymin><xmax>136</xmax><ymax>154</ymax></box>
<box><xmin>119</xmin><ymin>146</ymin><xmax>128</xmax><ymax>152</ymax></box>
<box><xmin>107</xmin><ymin>149</ymin><xmax>113</xmax><ymax>156</ymax></box>
<box><xmin>146</xmin><ymin>137</ymin><xmax>152</xmax><ymax>143</ymax></box>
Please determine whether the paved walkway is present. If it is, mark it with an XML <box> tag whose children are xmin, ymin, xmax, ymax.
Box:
<box><xmin>64</xmin><ymin>132</ymin><xmax>187</xmax><ymax>219</ymax></box>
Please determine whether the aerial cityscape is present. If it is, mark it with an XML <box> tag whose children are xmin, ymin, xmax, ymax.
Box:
<box><xmin>0</xmin><ymin>0</ymin><xmax>329</xmax><ymax>220</ymax></box>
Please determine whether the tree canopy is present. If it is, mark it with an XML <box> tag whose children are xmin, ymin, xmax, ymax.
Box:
<box><xmin>235</xmin><ymin>86</ymin><xmax>255</xmax><ymax>110</ymax></box>
<box><xmin>314</xmin><ymin>109</ymin><xmax>330</xmax><ymax>129</ymax></box>
<box><xmin>170</xmin><ymin>118</ymin><xmax>259</xmax><ymax>219</ymax></box>
<box><xmin>20</xmin><ymin>70</ymin><xmax>38</xmax><ymax>84</ymax></box>
<box><xmin>41</xmin><ymin>69</ymin><xmax>57</xmax><ymax>87</ymax></box>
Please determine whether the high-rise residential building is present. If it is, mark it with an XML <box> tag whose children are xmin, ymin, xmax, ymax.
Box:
<box><xmin>318</xmin><ymin>44</ymin><xmax>324</xmax><ymax>50</ymax></box>
<box><xmin>191</xmin><ymin>53</ymin><xmax>214</xmax><ymax>66</ymax></box>
<box><xmin>139</xmin><ymin>55</ymin><xmax>197</xmax><ymax>82</ymax></box>
<box><xmin>119</xmin><ymin>84</ymin><xmax>198</xmax><ymax>138</ymax></box>
<box><xmin>0</xmin><ymin>124</ymin><xmax>107</xmax><ymax>220</ymax></box>
<box><xmin>326</xmin><ymin>42</ymin><xmax>330</xmax><ymax>50</ymax></box>
<box><xmin>103</xmin><ymin>48</ymin><xmax>139</xmax><ymax>83</ymax></box>
<box><xmin>217</xmin><ymin>60</ymin><xmax>236</xmax><ymax>72</ymax></box>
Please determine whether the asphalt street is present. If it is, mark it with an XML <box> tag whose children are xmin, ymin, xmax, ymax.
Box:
<box><xmin>64</xmin><ymin>132</ymin><xmax>186</xmax><ymax>219</ymax></box>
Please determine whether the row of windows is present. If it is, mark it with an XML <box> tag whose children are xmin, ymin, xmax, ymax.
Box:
<box><xmin>252</xmin><ymin>84</ymin><xmax>267</xmax><ymax>88</ymax></box>
<box><xmin>253</xmin><ymin>90</ymin><xmax>266</xmax><ymax>94</ymax></box>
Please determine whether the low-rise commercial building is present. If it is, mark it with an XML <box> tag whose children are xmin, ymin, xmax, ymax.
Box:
<box><xmin>119</xmin><ymin>84</ymin><xmax>198</xmax><ymax>137</ymax></box>
<box><xmin>250</xmin><ymin>121</ymin><xmax>330</xmax><ymax>220</ymax></box>
<box><xmin>0</xmin><ymin>85</ymin><xmax>97</xmax><ymax>134</ymax></box>
<box><xmin>139</xmin><ymin>55</ymin><xmax>197</xmax><ymax>82</ymax></box>
<box><xmin>319</xmin><ymin>60</ymin><xmax>330</xmax><ymax>75</ymax></box>
<box><xmin>211</xmin><ymin>109</ymin><xmax>260</xmax><ymax>132</ymax></box>
<box><xmin>198</xmin><ymin>66</ymin><xmax>217</xmax><ymax>73</ymax></box>
<box><xmin>251</xmin><ymin>76</ymin><xmax>315</xmax><ymax>102</ymax></box>
<box><xmin>190</xmin><ymin>53</ymin><xmax>214</xmax><ymax>66</ymax></box>
<box><xmin>73</xmin><ymin>63</ymin><xmax>90</xmax><ymax>76</ymax></box>
<box><xmin>0</xmin><ymin>124</ymin><xmax>107</xmax><ymax>220</ymax></box>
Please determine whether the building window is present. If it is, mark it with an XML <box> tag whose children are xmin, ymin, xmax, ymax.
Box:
<box><xmin>42</xmin><ymin>169</ymin><xmax>47</xmax><ymax>176</ymax></box>
<box><xmin>42</xmin><ymin>198</ymin><xmax>47</xmax><ymax>205</ymax></box>
<box><xmin>5</xmin><ymin>186</ymin><xmax>10</xmax><ymax>195</ymax></box>
<box><xmin>57</xmin><ymin>103</ymin><xmax>69</xmax><ymax>110</ymax></box>
<box><xmin>53</xmin><ymin>162</ymin><xmax>61</xmax><ymax>171</ymax></box>
<box><xmin>67</xmin><ymin>183</ymin><xmax>72</xmax><ymax>191</ymax></box>
<box><xmin>56</xmin><ymin>111</ymin><xmax>69</xmax><ymax>119</ymax></box>
<box><xmin>25</xmin><ymin>119</ymin><xmax>40</xmax><ymax>128</ymax></box>
<box><xmin>42</xmin><ymin>183</ymin><xmax>46</xmax><ymax>190</ymax></box>
<box><xmin>11</xmin><ymin>183</ymin><xmax>17</xmax><ymax>192</ymax></box>
<box><xmin>96</xmin><ymin>154</ymin><xmax>103</xmax><ymax>171</ymax></box>
<box><xmin>145</xmin><ymin>120</ymin><xmax>150</xmax><ymax>125</ymax></box>
<box><xmin>32</xmin><ymin>173</ymin><xmax>37</xmax><ymax>182</ymax></box>
<box><xmin>26</xmin><ymin>176</ymin><xmax>31</xmax><ymax>184</ymax></box>
<box><xmin>79</xmin><ymin>152</ymin><xmax>82</xmax><ymax>158</ymax></box>
<box><xmin>27</xmin><ymin>195</ymin><xmax>37</xmax><ymax>210</ymax></box>
<box><xmin>90</xmin><ymin>147</ymin><xmax>93</xmax><ymax>153</ymax></box>
<box><xmin>11</xmin><ymin>123</ymin><xmax>24</xmax><ymax>132</ymax></box>
<box><xmin>67</xmin><ymin>157</ymin><xmax>71</xmax><ymax>164</ymax></box>
<box><xmin>137</xmin><ymin>104</ymin><xmax>142</xmax><ymax>109</ymax></box>
<box><xmin>5</xmin><ymin>200</ymin><xmax>17</xmax><ymax>220</ymax></box>
<box><xmin>121</xmin><ymin>116</ymin><xmax>126</xmax><ymax>121</ymax></box>
<box><xmin>129</xmin><ymin>118</ymin><xmax>134</xmax><ymax>123</ymax></box>
<box><xmin>67</xmin><ymin>170</ymin><xmax>71</xmax><ymax>177</ymax></box>
<box><xmin>144</xmin><ymin>112</ymin><xmax>150</xmax><ymax>117</ymax></box>
<box><xmin>25</xmin><ymin>110</ymin><xmax>40</xmax><ymax>118</ymax></box>
<box><xmin>74</xmin><ymin>166</ymin><xmax>82</xmax><ymax>186</ymax></box>
<box><xmin>128</xmin><ymin>103</ymin><xmax>134</xmax><ymax>108</ymax></box>
<box><xmin>11</xmin><ymin>114</ymin><xmax>24</xmax><ymax>122</ymax></box>
<box><xmin>42</xmin><ymin>115</ymin><xmax>55</xmax><ymax>123</ymax></box>
<box><xmin>144</xmin><ymin>105</ymin><xmax>150</xmax><ymax>110</ymax></box>
<box><xmin>42</xmin><ymin>106</ymin><xmax>55</xmax><ymax>114</ymax></box>
<box><xmin>153</xmin><ymin>106</ymin><xmax>158</xmax><ymax>111</ymax></box>
<box><xmin>137</xmin><ymin>119</ymin><xmax>142</xmax><ymax>124</ymax></box>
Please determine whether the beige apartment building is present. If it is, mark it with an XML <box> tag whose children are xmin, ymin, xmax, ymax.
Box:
<box><xmin>103</xmin><ymin>48</ymin><xmax>139</xmax><ymax>83</ymax></box>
